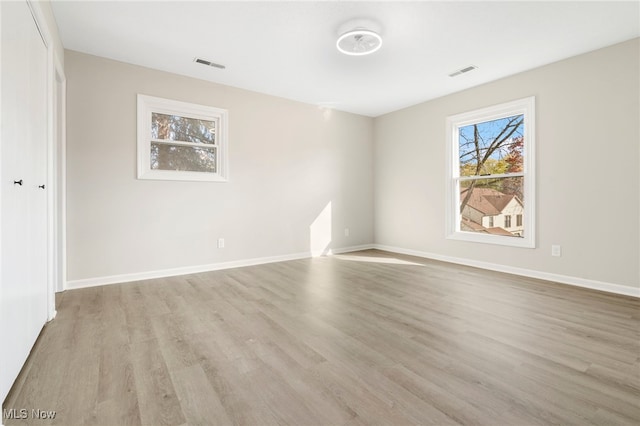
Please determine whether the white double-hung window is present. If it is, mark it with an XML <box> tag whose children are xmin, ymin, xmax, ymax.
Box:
<box><xmin>446</xmin><ymin>97</ymin><xmax>535</xmax><ymax>248</ymax></box>
<box><xmin>137</xmin><ymin>94</ymin><xmax>228</xmax><ymax>182</ymax></box>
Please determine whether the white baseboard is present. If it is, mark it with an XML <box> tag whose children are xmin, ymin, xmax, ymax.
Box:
<box><xmin>64</xmin><ymin>244</ymin><xmax>375</xmax><ymax>290</ymax></box>
<box><xmin>330</xmin><ymin>244</ymin><xmax>375</xmax><ymax>255</ymax></box>
<box><xmin>47</xmin><ymin>310</ymin><xmax>57</xmax><ymax>322</ymax></box>
<box><xmin>64</xmin><ymin>242</ymin><xmax>637</xmax><ymax>298</ymax></box>
<box><xmin>373</xmin><ymin>244</ymin><xmax>640</xmax><ymax>298</ymax></box>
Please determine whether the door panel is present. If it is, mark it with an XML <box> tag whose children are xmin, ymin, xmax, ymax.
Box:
<box><xmin>0</xmin><ymin>0</ymin><xmax>49</xmax><ymax>402</ymax></box>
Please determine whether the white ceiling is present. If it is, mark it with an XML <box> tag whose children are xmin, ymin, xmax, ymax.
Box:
<box><xmin>51</xmin><ymin>1</ymin><xmax>639</xmax><ymax>117</ymax></box>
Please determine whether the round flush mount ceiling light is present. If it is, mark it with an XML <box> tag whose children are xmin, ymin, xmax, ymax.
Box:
<box><xmin>336</xmin><ymin>29</ymin><xmax>382</xmax><ymax>56</ymax></box>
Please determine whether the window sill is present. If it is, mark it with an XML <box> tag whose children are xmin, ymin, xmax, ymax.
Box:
<box><xmin>447</xmin><ymin>231</ymin><xmax>535</xmax><ymax>248</ymax></box>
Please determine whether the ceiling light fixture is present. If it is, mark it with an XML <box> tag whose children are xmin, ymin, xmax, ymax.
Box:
<box><xmin>337</xmin><ymin>29</ymin><xmax>382</xmax><ymax>56</ymax></box>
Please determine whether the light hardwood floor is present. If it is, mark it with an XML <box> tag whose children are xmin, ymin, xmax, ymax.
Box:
<box><xmin>3</xmin><ymin>250</ymin><xmax>640</xmax><ymax>425</ymax></box>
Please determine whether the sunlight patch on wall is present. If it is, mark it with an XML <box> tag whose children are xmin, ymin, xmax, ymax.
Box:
<box><xmin>310</xmin><ymin>202</ymin><xmax>332</xmax><ymax>256</ymax></box>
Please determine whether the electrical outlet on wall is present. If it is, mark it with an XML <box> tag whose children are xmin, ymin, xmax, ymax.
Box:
<box><xmin>344</xmin><ymin>228</ymin><xmax>350</xmax><ymax>237</ymax></box>
<box><xmin>551</xmin><ymin>245</ymin><xmax>561</xmax><ymax>257</ymax></box>
<box><xmin>218</xmin><ymin>238</ymin><xmax>225</xmax><ymax>249</ymax></box>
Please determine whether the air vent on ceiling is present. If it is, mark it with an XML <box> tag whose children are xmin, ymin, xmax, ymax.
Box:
<box><xmin>194</xmin><ymin>57</ymin><xmax>226</xmax><ymax>70</ymax></box>
<box><xmin>448</xmin><ymin>65</ymin><xmax>477</xmax><ymax>77</ymax></box>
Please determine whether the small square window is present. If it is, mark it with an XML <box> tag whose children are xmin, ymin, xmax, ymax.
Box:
<box><xmin>137</xmin><ymin>94</ymin><xmax>228</xmax><ymax>182</ymax></box>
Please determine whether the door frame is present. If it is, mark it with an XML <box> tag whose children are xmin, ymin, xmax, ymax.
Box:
<box><xmin>53</xmin><ymin>59</ymin><xmax>66</xmax><ymax>296</ymax></box>
<box><xmin>23</xmin><ymin>0</ymin><xmax>66</xmax><ymax>320</ymax></box>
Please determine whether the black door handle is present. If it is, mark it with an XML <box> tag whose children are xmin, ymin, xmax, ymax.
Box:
<box><xmin>13</xmin><ymin>179</ymin><xmax>23</xmax><ymax>186</ymax></box>
<box><xmin>39</xmin><ymin>184</ymin><xmax>45</xmax><ymax>189</ymax></box>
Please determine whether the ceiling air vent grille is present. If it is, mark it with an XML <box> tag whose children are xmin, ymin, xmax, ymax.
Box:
<box><xmin>448</xmin><ymin>65</ymin><xmax>477</xmax><ymax>77</ymax></box>
<box><xmin>194</xmin><ymin>57</ymin><xmax>226</xmax><ymax>70</ymax></box>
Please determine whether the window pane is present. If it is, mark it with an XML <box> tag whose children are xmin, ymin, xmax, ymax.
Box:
<box><xmin>460</xmin><ymin>176</ymin><xmax>524</xmax><ymax>237</ymax></box>
<box><xmin>459</xmin><ymin>114</ymin><xmax>524</xmax><ymax>176</ymax></box>
<box><xmin>151</xmin><ymin>143</ymin><xmax>216</xmax><ymax>173</ymax></box>
<box><xmin>151</xmin><ymin>113</ymin><xmax>216</xmax><ymax>145</ymax></box>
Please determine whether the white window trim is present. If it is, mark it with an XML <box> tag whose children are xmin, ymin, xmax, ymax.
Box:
<box><xmin>137</xmin><ymin>94</ymin><xmax>229</xmax><ymax>182</ymax></box>
<box><xmin>445</xmin><ymin>96</ymin><xmax>536</xmax><ymax>248</ymax></box>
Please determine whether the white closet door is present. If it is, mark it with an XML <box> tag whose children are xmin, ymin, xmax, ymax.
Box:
<box><xmin>0</xmin><ymin>0</ymin><xmax>48</xmax><ymax>402</ymax></box>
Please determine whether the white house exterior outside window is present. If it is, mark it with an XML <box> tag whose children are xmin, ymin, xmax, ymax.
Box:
<box><xmin>137</xmin><ymin>94</ymin><xmax>229</xmax><ymax>182</ymax></box>
<box><xmin>446</xmin><ymin>97</ymin><xmax>535</xmax><ymax>248</ymax></box>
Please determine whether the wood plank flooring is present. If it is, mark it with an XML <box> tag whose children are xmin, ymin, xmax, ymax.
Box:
<box><xmin>3</xmin><ymin>249</ymin><xmax>640</xmax><ymax>425</ymax></box>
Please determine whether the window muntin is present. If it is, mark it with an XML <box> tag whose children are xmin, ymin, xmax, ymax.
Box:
<box><xmin>137</xmin><ymin>95</ymin><xmax>228</xmax><ymax>182</ymax></box>
<box><xmin>446</xmin><ymin>97</ymin><xmax>535</xmax><ymax>248</ymax></box>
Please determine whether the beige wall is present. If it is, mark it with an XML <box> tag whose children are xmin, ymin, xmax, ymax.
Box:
<box><xmin>65</xmin><ymin>50</ymin><xmax>373</xmax><ymax>281</ymax></box>
<box><xmin>66</xmin><ymin>39</ymin><xmax>639</xmax><ymax>291</ymax></box>
<box><xmin>374</xmin><ymin>39</ymin><xmax>640</xmax><ymax>290</ymax></box>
